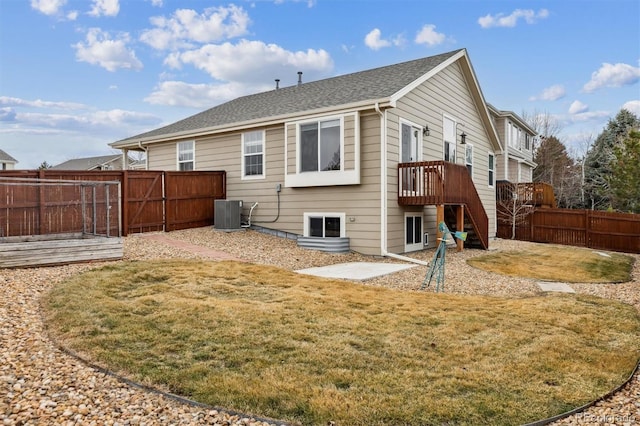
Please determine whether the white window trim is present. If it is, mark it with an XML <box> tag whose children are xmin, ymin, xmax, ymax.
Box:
<box><xmin>241</xmin><ymin>130</ymin><xmax>266</xmax><ymax>180</ymax></box>
<box><xmin>303</xmin><ymin>212</ymin><xmax>346</xmax><ymax>238</ymax></box>
<box><xmin>488</xmin><ymin>152</ymin><xmax>495</xmax><ymax>188</ymax></box>
<box><xmin>284</xmin><ymin>112</ymin><xmax>360</xmax><ymax>188</ymax></box>
<box><xmin>177</xmin><ymin>140</ymin><xmax>195</xmax><ymax>171</ymax></box>
<box><xmin>465</xmin><ymin>143</ymin><xmax>474</xmax><ymax>179</ymax></box>
<box><xmin>404</xmin><ymin>212</ymin><xmax>423</xmax><ymax>252</ymax></box>
<box><xmin>398</xmin><ymin>118</ymin><xmax>423</xmax><ymax>163</ymax></box>
<box><xmin>443</xmin><ymin>113</ymin><xmax>460</xmax><ymax>163</ymax></box>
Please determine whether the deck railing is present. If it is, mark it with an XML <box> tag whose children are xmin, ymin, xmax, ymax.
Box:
<box><xmin>496</xmin><ymin>181</ymin><xmax>556</xmax><ymax>208</ymax></box>
<box><xmin>398</xmin><ymin>161</ymin><xmax>488</xmax><ymax>249</ymax></box>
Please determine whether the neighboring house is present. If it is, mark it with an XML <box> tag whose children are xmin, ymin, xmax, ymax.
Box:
<box><xmin>487</xmin><ymin>104</ymin><xmax>537</xmax><ymax>183</ymax></box>
<box><xmin>0</xmin><ymin>149</ymin><xmax>18</xmax><ymax>170</ymax></box>
<box><xmin>488</xmin><ymin>105</ymin><xmax>556</xmax><ymax>209</ymax></box>
<box><xmin>52</xmin><ymin>154</ymin><xmax>129</xmax><ymax>170</ymax></box>
<box><xmin>111</xmin><ymin>48</ymin><xmax>504</xmax><ymax>256</ymax></box>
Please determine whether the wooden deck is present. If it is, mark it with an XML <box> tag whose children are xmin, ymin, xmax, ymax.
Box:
<box><xmin>496</xmin><ymin>180</ymin><xmax>556</xmax><ymax>208</ymax></box>
<box><xmin>0</xmin><ymin>234</ymin><xmax>123</xmax><ymax>268</ymax></box>
<box><xmin>398</xmin><ymin>161</ymin><xmax>489</xmax><ymax>249</ymax></box>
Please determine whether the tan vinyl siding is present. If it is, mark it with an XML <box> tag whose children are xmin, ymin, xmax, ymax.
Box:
<box><xmin>147</xmin><ymin>141</ymin><xmax>179</xmax><ymax>170</ymax></box>
<box><xmin>386</xmin><ymin>59</ymin><xmax>497</xmax><ymax>252</ymax></box>
<box><xmin>286</xmin><ymin>123</ymin><xmax>296</xmax><ymax>174</ymax></box>
<box><xmin>145</xmin><ymin>115</ymin><xmax>382</xmax><ymax>255</ymax></box>
<box><xmin>343</xmin><ymin>114</ymin><xmax>356</xmax><ymax>170</ymax></box>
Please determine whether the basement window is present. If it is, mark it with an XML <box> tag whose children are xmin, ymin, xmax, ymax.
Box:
<box><xmin>303</xmin><ymin>212</ymin><xmax>346</xmax><ymax>238</ymax></box>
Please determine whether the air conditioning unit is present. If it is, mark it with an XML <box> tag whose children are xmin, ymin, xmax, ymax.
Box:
<box><xmin>214</xmin><ymin>200</ymin><xmax>243</xmax><ymax>230</ymax></box>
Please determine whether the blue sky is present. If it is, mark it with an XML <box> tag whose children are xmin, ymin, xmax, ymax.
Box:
<box><xmin>1</xmin><ymin>0</ymin><xmax>639</xmax><ymax>169</ymax></box>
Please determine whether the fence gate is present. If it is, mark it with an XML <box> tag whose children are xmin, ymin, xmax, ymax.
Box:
<box><xmin>124</xmin><ymin>171</ymin><xmax>165</xmax><ymax>234</ymax></box>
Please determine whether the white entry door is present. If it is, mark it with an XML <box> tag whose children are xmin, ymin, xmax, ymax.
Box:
<box><xmin>405</xmin><ymin>213</ymin><xmax>423</xmax><ymax>252</ymax></box>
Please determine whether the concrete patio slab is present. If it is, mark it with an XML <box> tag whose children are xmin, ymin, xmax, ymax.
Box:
<box><xmin>296</xmin><ymin>262</ymin><xmax>417</xmax><ymax>281</ymax></box>
<box><xmin>537</xmin><ymin>281</ymin><xmax>576</xmax><ymax>293</ymax></box>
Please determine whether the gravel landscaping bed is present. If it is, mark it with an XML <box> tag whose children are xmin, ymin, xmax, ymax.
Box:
<box><xmin>1</xmin><ymin>227</ymin><xmax>638</xmax><ymax>425</ymax></box>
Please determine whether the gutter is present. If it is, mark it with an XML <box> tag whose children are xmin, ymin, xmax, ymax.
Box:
<box><xmin>375</xmin><ymin>102</ymin><xmax>429</xmax><ymax>267</ymax></box>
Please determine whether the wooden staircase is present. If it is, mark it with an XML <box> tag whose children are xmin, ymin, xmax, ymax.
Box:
<box><xmin>398</xmin><ymin>161</ymin><xmax>489</xmax><ymax>250</ymax></box>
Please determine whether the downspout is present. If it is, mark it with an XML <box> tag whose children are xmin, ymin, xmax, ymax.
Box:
<box><xmin>375</xmin><ymin>102</ymin><xmax>429</xmax><ymax>267</ymax></box>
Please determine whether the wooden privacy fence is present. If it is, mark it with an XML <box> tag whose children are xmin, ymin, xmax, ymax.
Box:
<box><xmin>0</xmin><ymin>170</ymin><xmax>226</xmax><ymax>237</ymax></box>
<box><xmin>497</xmin><ymin>208</ymin><xmax>640</xmax><ymax>254</ymax></box>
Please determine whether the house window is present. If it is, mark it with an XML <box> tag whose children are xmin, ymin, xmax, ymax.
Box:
<box><xmin>303</xmin><ymin>212</ymin><xmax>346</xmax><ymax>238</ymax></box>
<box><xmin>443</xmin><ymin>116</ymin><xmax>456</xmax><ymax>163</ymax></box>
<box><xmin>405</xmin><ymin>213</ymin><xmax>423</xmax><ymax>252</ymax></box>
<box><xmin>488</xmin><ymin>153</ymin><xmax>495</xmax><ymax>187</ymax></box>
<box><xmin>242</xmin><ymin>130</ymin><xmax>265</xmax><ymax>179</ymax></box>
<box><xmin>525</xmin><ymin>134</ymin><xmax>531</xmax><ymax>151</ymax></box>
<box><xmin>300</xmin><ymin>119</ymin><xmax>341</xmax><ymax>172</ymax></box>
<box><xmin>401</xmin><ymin>121</ymin><xmax>420</xmax><ymax>162</ymax></box>
<box><xmin>465</xmin><ymin>144</ymin><xmax>473</xmax><ymax>176</ymax></box>
<box><xmin>508</xmin><ymin>122</ymin><xmax>522</xmax><ymax>150</ymax></box>
<box><xmin>177</xmin><ymin>141</ymin><xmax>194</xmax><ymax>171</ymax></box>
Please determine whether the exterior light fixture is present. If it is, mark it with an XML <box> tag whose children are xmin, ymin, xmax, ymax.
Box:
<box><xmin>423</xmin><ymin>125</ymin><xmax>430</xmax><ymax>137</ymax></box>
<box><xmin>460</xmin><ymin>131</ymin><xmax>467</xmax><ymax>144</ymax></box>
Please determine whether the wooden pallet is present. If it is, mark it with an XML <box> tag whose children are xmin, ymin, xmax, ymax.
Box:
<box><xmin>0</xmin><ymin>234</ymin><xmax>123</xmax><ymax>268</ymax></box>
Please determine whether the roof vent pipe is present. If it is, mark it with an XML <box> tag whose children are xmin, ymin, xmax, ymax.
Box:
<box><xmin>275</xmin><ymin>79</ymin><xmax>280</xmax><ymax>90</ymax></box>
<box><xmin>297</xmin><ymin>71</ymin><xmax>303</xmax><ymax>86</ymax></box>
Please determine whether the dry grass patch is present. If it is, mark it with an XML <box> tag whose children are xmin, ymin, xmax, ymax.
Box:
<box><xmin>43</xmin><ymin>260</ymin><xmax>640</xmax><ymax>425</ymax></box>
<box><xmin>467</xmin><ymin>244</ymin><xmax>633</xmax><ymax>283</ymax></box>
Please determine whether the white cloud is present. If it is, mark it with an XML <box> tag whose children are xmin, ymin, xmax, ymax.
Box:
<box><xmin>568</xmin><ymin>100</ymin><xmax>589</xmax><ymax>114</ymax></box>
<box><xmin>73</xmin><ymin>28</ymin><xmax>143</xmax><ymax>72</ymax></box>
<box><xmin>140</xmin><ymin>5</ymin><xmax>251</xmax><ymax>51</ymax></box>
<box><xmin>0</xmin><ymin>97</ymin><xmax>163</xmax><ymax>168</ymax></box>
<box><xmin>88</xmin><ymin>0</ymin><xmax>120</xmax><ymax>17</ymax></box>
<box><xmin>147</xmin><ymin>0</ymin><xmax>163</xmax><ymax>6</ymax></box>
<box><xmin>0</xmin><ymin>96</ymin><xmax>87</xmax><ymax>110</ymax></box>
<box><xmin>566</xmin><ymin>110</ymin><xmax>611</xmax><ymax>124</ymax></box>
<box><xmin>30</xmin><ymin>0</ymin><xmax>67</xmax><ymax>15</ymax></box>
<box><xmin>169</xmin><ymin>39</ymin><xmax>333</xmax><ymax>84</ymax></box>
<box><xmin>622</xmin><ymin>100</ymin><xmax>640</xmax><ymax>116</ymax></box>
<box><xmin>364</xmin><ymin>28</ymin><xmax>390</xmax><ymax>50</ymax></box>
<box><xmin>582</xmin><ymin>62</ymin><xmax>640</xmax><ymax>93</ymax></box>
<box><xmin>529</xmin><ymin>84</ymin><xmax>566</xmax><ymax>101</ymax></box>
<box><xmin>144</xmin><ymin>80</ymin><xmax>259</xmax><ymax>108</ymax></box>
<box><xmin>478</xmin><ymin>8</ymin><xmax>549</xmax><ymax>28</ymax></box>
<box><xmin>4</xmin><ymin>106</ymin><xmax>160</xmax><ymax>133</ymax></box>
<box><xmin>414</xmin><ymin>24</ymin><xmax>446</xmax><ymax>47</ymax></box>
<box><xmin>66</xmin><ymin>10</ymin><xmax>78</xmax><ymax>20</ymax></box>
<box><xmin>0</xmin><ymin>107</ymin><xmax>17</xmax><ymax>122</ymax></box>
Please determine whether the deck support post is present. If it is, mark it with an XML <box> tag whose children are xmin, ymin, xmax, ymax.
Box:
<box><xmin>456</xmin><ymin>205</ymin><xmax>465</xmax><ymax>252</ymax></box>
<box><xmin>436</xmin><ymin>205</ymin><xmax>444</xmax><ymax>242</ymax></box>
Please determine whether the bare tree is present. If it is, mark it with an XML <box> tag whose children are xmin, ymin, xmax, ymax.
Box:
<box><xmin>496</xmin><ymin>182</ymin><xmax>535</xmax><ymax>239</ymax></box>
<box><xmin>521</xmin><ymin>109</ymin><xmax>562</xmax><ymax>152</ymax></box>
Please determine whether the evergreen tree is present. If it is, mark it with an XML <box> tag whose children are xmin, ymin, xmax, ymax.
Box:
<box><xmin>584</xmin><ymin>109</ymin><xmax>640</xmax><ymax>210</ymax></box>
<box><xmin>533</xmin><ymin>136</ymin><xmax>576</xmax><ymax>208</ymax></box>
<box><xmin>609</xmin><ymin>129</ymin><xmax>640</xmax><ymax>213</ymax></box>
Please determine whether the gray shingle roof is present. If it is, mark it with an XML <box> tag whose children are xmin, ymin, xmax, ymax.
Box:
<box><xmin>114</xmin><ymin>49</ymin><xmax>463</xmax><ymax>145</ymax></box>
<box><xmin>51</xmin><ymin>154</ymin><xmax>122</xmax><ymax>170</ymax></box>
<box><xmin>0</xmin><ymin>149</ymin><xmax>18</xmax><ymax>163</ymax></box>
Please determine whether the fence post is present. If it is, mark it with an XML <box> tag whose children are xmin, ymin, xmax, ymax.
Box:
<box><xmin>121</xmin><ymin>170</ymin><xmax>129</xmax><ymax>237</ymax></box>
<box><xmin>585</xmin><ymin>209</ymin><xmax>591</xmax><ymax>249</ymax></box>
<box><xmin>38</xmin><ymin>169</ymin><xmax>46</xmax><ymax>235</ymax></box>
<box><xmin>530</xmin><ymin>209</ymin><xmax>535</xmax><ymax>242</ymax></box>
